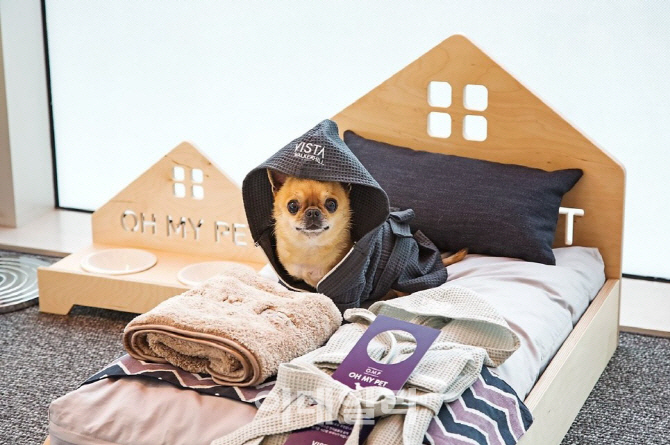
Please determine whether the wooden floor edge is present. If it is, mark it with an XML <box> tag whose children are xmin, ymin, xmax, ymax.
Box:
<box><xmin>620</xmin><ymin>325</ymin><xmax>670</xmax><ymax>339</ymax></box>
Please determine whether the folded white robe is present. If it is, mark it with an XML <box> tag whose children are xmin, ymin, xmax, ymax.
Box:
<box><xmin>212</xmin><ymin>285</ymin><xmax>519</xmax><ymax>445</ymax></box>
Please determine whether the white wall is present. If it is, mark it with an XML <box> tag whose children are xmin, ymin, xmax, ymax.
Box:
<box><xmin>0</xmin><ymin>0</ymin><xmax>54</xmax><ymax>227</ymax></box>
<box><xmin>44</xmin><ymin>1</ymin><xmax>670</xmax><ymax>278</ymax></box>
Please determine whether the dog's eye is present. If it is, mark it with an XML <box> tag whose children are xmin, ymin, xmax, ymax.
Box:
<box><xmin>325</xmin><ymin>198</ymin><xmax>338</xmax><ymax>213</ymax></box>
<box><xmin>287</xmin><ymin>200</ymin><xmax>300</xmax><ymax>214</ymax></box>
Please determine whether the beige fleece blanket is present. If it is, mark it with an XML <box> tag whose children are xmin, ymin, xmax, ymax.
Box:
<box><xmin>123</xmin><ymin>263</ymin><xmax>342</xmax><ymax>387</ymax></box>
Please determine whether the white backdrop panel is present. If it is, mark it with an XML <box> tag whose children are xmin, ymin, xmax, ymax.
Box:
<box><xmin>45</xmin><ymin>1</ymin><xmax>670</xmax><ymax>278</ymax></box>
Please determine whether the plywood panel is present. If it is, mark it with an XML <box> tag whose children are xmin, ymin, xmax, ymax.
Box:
<box><xmin>92</xmin><ymin>142</ymin><xmax>266</xmax><ymax>264</ymax></box>
<box><xmin>39</xmin><ymin>142</ymin><xmax>268</xmax><ymax>315</ymax></box>
<box><xmin>333</xmin><ymin>35</ymin><xmax>625</xmax><ymax>279</ymax></box>
<box><xmin>38</xmin><ymin>244</ymin><xmax>266</xmax><ymax>315</ymax></box>
<box><xmin>519</xmin><ymin>280</ymin><xmax>620</xmax><ymax>444</ymax></box>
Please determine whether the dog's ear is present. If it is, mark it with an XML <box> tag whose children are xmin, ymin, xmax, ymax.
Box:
<box><xmin>344</xmin><ymin>183</ymin><xmax>352</xmax><ymax>195</ymax></box>
<box><xmin>267</xmin><ymin>169</ymin><xmax>288</xmax><ymax>195</ymax></box>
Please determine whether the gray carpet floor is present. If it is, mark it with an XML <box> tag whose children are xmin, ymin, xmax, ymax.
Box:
<box><xmin>1</xmin><ymin>299</ymin><xmax>669</xmax><ymax>444</ymax></box>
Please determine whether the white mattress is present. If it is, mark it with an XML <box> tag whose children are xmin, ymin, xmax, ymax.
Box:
<box><xmin>446</xmin><ymin>246</ymin><xmax>606</xmax><ymax>398</ymax></box>
<box><xmin>48</xmin><ymin>246</ymin><xmax>605</xmax><ymax>445</ymax></box>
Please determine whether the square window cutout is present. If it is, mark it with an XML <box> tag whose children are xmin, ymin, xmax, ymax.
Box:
<box><xmin>428</xmin><ymin>81</ymin><xmax>452</xmax><ymax>108</ymax></box>
<box><xmin>427</xmin><ymin>112</ymin><xmax>452</xmax><ymax>138</ymax></box>
<box><xmin>173</xmin><ymin>166</ymin><xmax>185</xmax><ymax>181</ymax></box>
<box><xmin>192</xmin><ymin>184</ymin><xmax>204</xmax><ymax>200</ymax></box>
<box><xmin>464</xmin><ymin>84</ymin><xmax>488</xmax><ymax>111</ymax></box>
<box><xmin>463</xmin><ymin>115</ymin><xmax>487</xmax><ymax>141</ymax></box>
<box><xmin>191</xmin><ymin>168</ymin><xmax>204</xmax><ymax>183</ymax></box>
<box><xmin>173</xmin><ymin>182</ymin><xmax>186</xmax><ymax>198</ymax></box>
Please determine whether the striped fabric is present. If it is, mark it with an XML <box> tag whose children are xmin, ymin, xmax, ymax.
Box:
<box><xmin>85</xmin><ymin>355</ymin><xmax>532</xmax><ymax>444</ymax></box>
<box><xmin>85</xmin><ymin>354</ymin><xmax>273</xmax><ymax>403</ymax></box>
<box><xmin>427</xmin><ymin>367</ymin><xmax>533</xmax><ymax>445</ymax></box>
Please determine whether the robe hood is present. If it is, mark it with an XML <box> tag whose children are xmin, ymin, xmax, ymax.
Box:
<box><xmin>243</xmin><ymin>119</ymin><xmax>389</xmax><ymax>247</ymax></box>
<box><xmin>242</xmin><ymin>119</ymin><xmax>446</xmax><ymax>309</ymax></box>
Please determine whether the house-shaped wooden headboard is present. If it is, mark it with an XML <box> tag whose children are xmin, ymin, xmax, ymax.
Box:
<box><xmin>92</xmin><ymin>142</ymin><xmax>266</xmax><ymax>264</ymax></box>
<box><xmin>38</xmin><ymin>142</ymin><xmax>267</xmax><ymax>315</ymax></box>
<box><xmin>332</xmin><ymin>35</ymin><xmax>625</xmax><ymax>279</ymax></box>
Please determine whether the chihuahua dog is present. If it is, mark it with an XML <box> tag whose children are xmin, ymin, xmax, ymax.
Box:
<box><xmin>269</xmin><ymin>170</ymin><xmax>467</xmax><ymax>289</ymax></box>
<box><xmin>270</xmin><ymin>171</ymin><xmax>353</xmax><ymax>288</ymax></box>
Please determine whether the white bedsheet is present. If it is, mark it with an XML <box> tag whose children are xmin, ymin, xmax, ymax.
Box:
<box><xmin>446</xmin><ymin>247</ymin><xmax>606</xmax><ymax>398</ymax></box>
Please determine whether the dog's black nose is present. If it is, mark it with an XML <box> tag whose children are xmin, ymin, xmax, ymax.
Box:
<box><xmin>305</xmin><ymin>208</ymin><xmax>322</xmax><ymax>220</ymax></box>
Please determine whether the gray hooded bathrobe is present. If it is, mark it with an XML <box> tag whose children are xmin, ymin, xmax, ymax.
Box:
<box><xmin>242</xmin><ymin>120</ymin><xmax>447</xmax><ymax>311</ymax></box>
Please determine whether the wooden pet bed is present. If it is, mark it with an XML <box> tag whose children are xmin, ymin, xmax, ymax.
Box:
<box><xmin>43</xmin><ymin>35</ymin><xmax>624</xmax><ymax>445</ymax></box>
<box><xmin>330</xmin><ymin>35</ymin><xmax>624</xmax><ymax>445</ymax></box>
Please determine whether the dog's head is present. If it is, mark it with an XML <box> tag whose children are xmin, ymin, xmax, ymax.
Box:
<box><xmin>269</xmin><ymin>170</ymin><xmax>351</xmax><ymax>244</ymax></box>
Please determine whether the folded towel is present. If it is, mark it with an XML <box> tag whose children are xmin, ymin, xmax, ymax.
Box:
<box><xmin>123</xmin><ymin>263</ymin><xmax>342</xmax><ymax>387</ymax></box>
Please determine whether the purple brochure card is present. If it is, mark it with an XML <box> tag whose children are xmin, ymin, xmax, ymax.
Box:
<box><xmin>330</xmin><ymin>315</ymin><xmax>440</xmax><ymax>390</ymax></box>
<box><xmin>284</xmin><ymin>315</ymin><xmax>440</xmax><ymax>445</ymax></box>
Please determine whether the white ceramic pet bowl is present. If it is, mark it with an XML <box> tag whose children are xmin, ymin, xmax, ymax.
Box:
<box><xmin>80</xmin><ymin>248</ymin><xmax>157</xmax><ymax>275</ymax></box>
<box><xmin>177</xmin><ymin>261</ymin><xmax>237</xmax><ymax>287</ymax></box>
